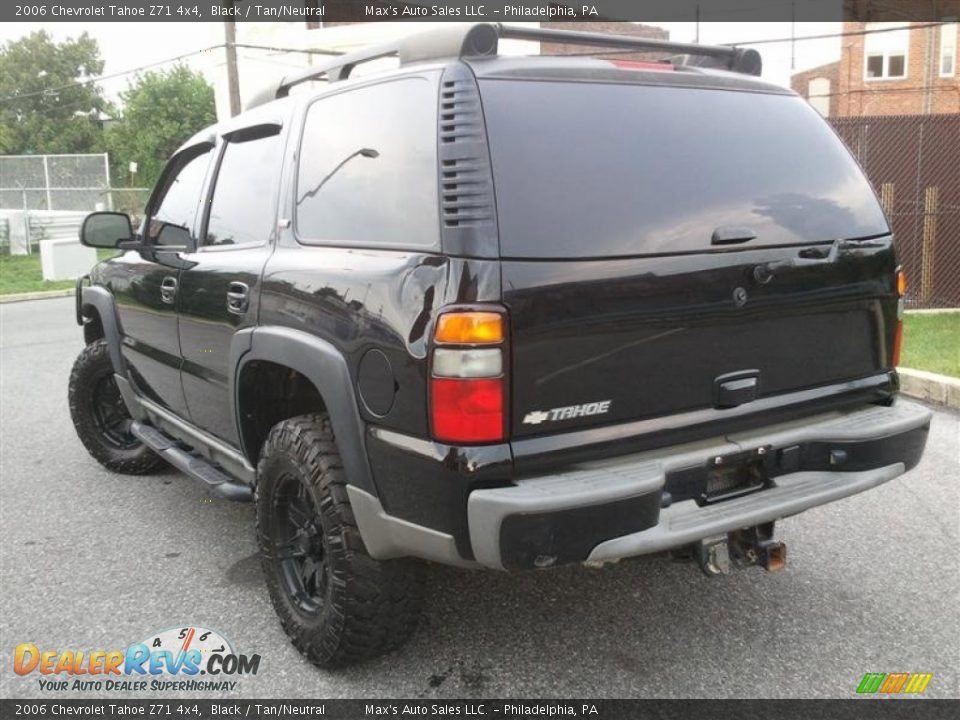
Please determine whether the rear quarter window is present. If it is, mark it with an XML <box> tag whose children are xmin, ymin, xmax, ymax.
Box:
<box><xmin>295</xmin><ymin>77</ymin><xmax>440</xmax><ymax>250</ymax></box>
<box><xmin>480</xmin><ymin>80</ymin><xmax>889</xmax><ymax>259</ymax></box>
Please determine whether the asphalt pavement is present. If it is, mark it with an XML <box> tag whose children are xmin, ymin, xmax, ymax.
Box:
<box><xmin>1</xmin><ymin>297</ymin><xmax>957</xmax><ymax>699</ymax></box>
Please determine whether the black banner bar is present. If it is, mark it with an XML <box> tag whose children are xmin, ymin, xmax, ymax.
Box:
<box><xmin>8</xmin><ymin>0</ymin><xmax>956</xmax><ymax>24</ymax></box>
<box><xmin>1</xmin><ymin>700</ymin><xmax>958</xmax><ymax>720</ymax></box>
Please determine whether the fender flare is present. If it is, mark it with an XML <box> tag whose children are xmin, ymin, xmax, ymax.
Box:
<box><xmin>229</xmin><ymin>326</ymin><xmax>377</xmax><ymax>496</ymax></box>
<box><xmin>79</xmin><ymin>285</ymin><xmax>127</xmax><ymax>377</ymax></box>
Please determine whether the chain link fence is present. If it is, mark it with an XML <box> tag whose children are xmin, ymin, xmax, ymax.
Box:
<box><xmin>831</xmin><ymin>114</ymin><xmax>960</xmax><ymax>309</ymax></box>
<box><xmin>0</xmin><ymin>154</ymin><xmax>150</xmax><ymax>254</ymax></box>
<box><xmin>0</xmin><ymin>153</ymin><xmax>112</xmax><ymax>212</ymax></box>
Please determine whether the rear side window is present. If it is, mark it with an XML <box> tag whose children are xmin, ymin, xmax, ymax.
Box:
<box><xmin>480</xmin><ymin>80</ymin><xmax>889</xmax><ymax>259</ymax></box>
<box><xmin>295</xmin><ymin>77</ymin><xmax>439</xmax><ymax>249</ymax></box>
<box><xmin>204</xmin><ymin>129</ymin><xmax>283</xmax><ymax>247</ymax></box>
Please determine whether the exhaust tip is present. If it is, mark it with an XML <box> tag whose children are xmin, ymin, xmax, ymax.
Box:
<box><xmin>760</xmin><ymin>541</ymin><xmax>787</xmax><ymax>572</ymax></box>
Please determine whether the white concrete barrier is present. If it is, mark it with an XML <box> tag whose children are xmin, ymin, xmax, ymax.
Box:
<box><xmin>4</xmin><ymin>211</ymin><xmax>29</xmax><ymax>255</ymax></box>
<box><xmin>39</xmin><ymin>237</ymin><xmax>97</xmax><ymax>281</ymax></box>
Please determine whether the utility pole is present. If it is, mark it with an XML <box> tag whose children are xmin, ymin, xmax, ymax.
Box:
<box><xmin>790</xmin><ymin>1</ymin><xmax>796</xmax><ymax>70</ymax></box>
<box><xmin>224</xmin><ymin>1</ymin><xmax>241</xmax><ymax>117</ymax></box>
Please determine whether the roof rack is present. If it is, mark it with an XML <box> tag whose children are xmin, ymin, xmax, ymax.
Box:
<box><xmin>246</xmin><ymin>23</ymin><xmax>762</xmax><ymax>110</ymax></box>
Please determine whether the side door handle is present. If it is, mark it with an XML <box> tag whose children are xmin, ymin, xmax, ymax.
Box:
<box><xmin>160</xmin><ymin>276</ymin><xmax>178</xmax><ymax>305</ymax></box>
<box><xmin>226</xmin><ymin>281</ymin><xmax>249</xmax><ymax>315</ymax></box>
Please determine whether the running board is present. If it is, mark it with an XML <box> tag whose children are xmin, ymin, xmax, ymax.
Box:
<box><xmin>131</xmin><ymin>422</ymin><xmax>253</xmax><ymax>502</ymax></box>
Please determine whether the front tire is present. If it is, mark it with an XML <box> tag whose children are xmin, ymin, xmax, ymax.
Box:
<box><xmin>68</xmin><ymin>340</ymin><xmax>165</xmax><ymax>475</ymax></box>
<box><xmin>256</xmin><ymin>413</ymin><xmax>425</xmax><ymax>668</ymax></box>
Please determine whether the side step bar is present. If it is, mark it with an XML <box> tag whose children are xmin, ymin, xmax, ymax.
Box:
<box><xmin>131</xmin><ymin>422</ymin><xmax>253</xmax><ymax>502</ymax></box>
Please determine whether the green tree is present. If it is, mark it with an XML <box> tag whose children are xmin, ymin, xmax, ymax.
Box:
<box><xmin>105</xmin><ymin>66</ymin><xmax>216</xmax><ymax>188</ymax></box>
<box><xmin>0</xmin><ymin>31</ymin><xmax>109</xmax><ymax>155</ymax></box>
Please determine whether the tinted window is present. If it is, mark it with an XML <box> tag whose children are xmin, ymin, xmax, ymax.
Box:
<box><xmin>204</xmin><ymin>130</ymin><xmax>283</xmax><ymax>247</ymax></box>
<box><xmin>296</xmin><ymin>78</ymin><xmax>439</xmax><ymax>248</ymax></box>
<box><xmin>147</xmin><ymin>148</ymin><xmax>211</xmax><ymax>247</ymax></box>
<box><xmin>481</xmin><ymin>81</ymin><xmax>889</xmax><ymax>259</ymax></box>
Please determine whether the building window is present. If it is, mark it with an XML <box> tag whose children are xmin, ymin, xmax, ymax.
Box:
<box><xmin>941</xmin><ymin>22</ymin><xmax>957</xmax><ymax>77</ymax></box>
<box><xmin>864</xmin><ymin>22</ymin><xmax>909</xmax><ymax>80</ymax></box>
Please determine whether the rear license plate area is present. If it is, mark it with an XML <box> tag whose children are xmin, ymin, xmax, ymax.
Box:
<box><xmin>664</xmin><ymin>446</ymin><xmax>774</xmax><ymax>506</ymax></box>
<box><xmin>703</xmin><ymin>446</ymin><xmax>771</xmax><ymax>503</ymax></box>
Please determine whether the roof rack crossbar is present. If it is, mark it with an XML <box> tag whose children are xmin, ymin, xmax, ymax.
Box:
<box><xmin>495</xmin><ymin>24</ymin><xmax>761</xmax><ymax>75</ymax></box>
<box><xmin>246</xmin><ymin>23</ymin><xmax>761</xmax><ymax>110</ymax></box>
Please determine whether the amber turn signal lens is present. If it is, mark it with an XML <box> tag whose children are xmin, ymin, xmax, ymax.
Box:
<box><xmin>896</xmin><ymin>271</ymin><xmax>906</xmax><ymax>297</ymax></box>
<box><xmin>435</xmin><ymin>312</ymin><xmax>503</xmax><ymax>344</ymax></box>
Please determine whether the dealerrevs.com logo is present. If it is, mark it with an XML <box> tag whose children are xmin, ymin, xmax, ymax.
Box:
<box><xmin>13</xmin><ymin>626</ymin><xmax>260</xmax><ymax>692</ymax></box>
<box><xmin>856</xmin><ymin>672</ymin><xmax>934</xmax><ymax>695</ymax></box>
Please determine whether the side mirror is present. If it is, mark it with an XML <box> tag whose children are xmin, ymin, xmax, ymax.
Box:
<box><xmin>80</xmin><ymin>212</ymin><xmax>132</xmax><ymax>248</ymax></box>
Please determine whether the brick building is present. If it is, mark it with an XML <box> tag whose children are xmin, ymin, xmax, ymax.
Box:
<box><xmin>539</xmin><ymin>21</ymin><xmax>669</xmax><ymax>61</ymax></box>
<box><xmin>792</xmin><ymin>21</ymin><xmax>959</xmax><ymax>117</ymax></box>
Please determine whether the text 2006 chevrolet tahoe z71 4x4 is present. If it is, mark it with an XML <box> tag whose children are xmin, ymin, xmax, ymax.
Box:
<box><xmin>69</xmin><ymin>24</ymin><xmax>931</xmax><ymax>667</ymax></box>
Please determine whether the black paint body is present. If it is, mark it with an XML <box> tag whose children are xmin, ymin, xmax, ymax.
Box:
<box><xmin>88</xmin><ymin>55</ymin><xmax>904</xmax><ymax>563</ymax></box>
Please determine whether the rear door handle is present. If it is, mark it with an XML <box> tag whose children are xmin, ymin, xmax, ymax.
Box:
<box><xmin>227</xmin><ymin>281</ymin><xmax>249</xmax><ymax>315</ymax></box>
<box><xmin>160</xmin><ymin>276</ymin><xmax>178</xmax><ymax>305</ymax></box>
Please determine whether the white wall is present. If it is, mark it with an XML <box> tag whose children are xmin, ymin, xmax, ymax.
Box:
<box><xmin>808</xmin><ymin>76</ymin><xmax>831</xmax><ymax>116</ymax></box>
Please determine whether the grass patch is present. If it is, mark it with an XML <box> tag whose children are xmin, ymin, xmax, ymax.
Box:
<box><xmin>0</xmin><ymin>250</ymin><xmax>115</xmax><ymax>295</ymax></box>
<box><xmin>901</xmin><ymin>312</ymin><xmax>960</xmax><ymax>378</ymax></box>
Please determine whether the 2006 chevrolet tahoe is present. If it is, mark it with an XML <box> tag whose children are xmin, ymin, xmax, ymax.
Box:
<box><xmin>69</xmin><ymin>23</ymin><xmax>931</xmax><ymax>667</ymax></box>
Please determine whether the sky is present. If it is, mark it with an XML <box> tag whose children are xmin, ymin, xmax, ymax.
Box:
<box><xmin>0</xmin><ymin>20</ymin><xmax>844</xmax><ymax>105</ymax></box>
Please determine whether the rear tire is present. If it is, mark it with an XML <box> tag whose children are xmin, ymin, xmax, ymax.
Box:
<box><xmin>256</xmin><ymin>413</ymin><xmax>425</xmax><ymax>668</ymax></box>
<box><xmin>68</xmin><ymin>340</ymin><xmax>165</xmax><ymax>475</ymax></box>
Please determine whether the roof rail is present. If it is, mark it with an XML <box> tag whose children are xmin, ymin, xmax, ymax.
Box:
<box><xmin>245</xmin><ymin>23</ymin><xmax>761</xmax><ymax>110</ymax></box>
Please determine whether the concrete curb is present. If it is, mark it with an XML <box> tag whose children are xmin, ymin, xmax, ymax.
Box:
<box><xmin>0</xmin><ymin>289</ymin><xmax>73</xmax><ymax>304</ymax></box>
<box><xmin>898</xmin><ymin>367</ymin><xmax>960</xmax><ymax>409</ymax></box>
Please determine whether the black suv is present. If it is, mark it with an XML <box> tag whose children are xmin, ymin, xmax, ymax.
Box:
<box><xmin>69</xmin><ymin>24</ymin><xmax>931</xmax><ymax>668</ymax></box>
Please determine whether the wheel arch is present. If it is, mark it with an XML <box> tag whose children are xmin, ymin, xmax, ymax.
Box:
<box><xmin>230</xmin><ymin>326</ymin><xmax>377</xmax><ymax>496</ymax></box>
<box><xmin>79</xmin><ymin>285</ymin><xmax>126</xmax><ymax>376</ymax></box>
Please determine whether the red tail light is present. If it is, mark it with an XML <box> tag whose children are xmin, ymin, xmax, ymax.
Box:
<box><xmin>431</xmin><ymin>378</ymin><xmax>504</xmax><ymax>443</ymax></box>
<box><xmin>429</xmin><ymin>309</ymin><xmax>507</xmax><ymax>444</ymax></box>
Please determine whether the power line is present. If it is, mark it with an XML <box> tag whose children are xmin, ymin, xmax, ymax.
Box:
<box><xmin>727</xmin><ymin>21</ymin><xmax>952</xmax><ymax>47</ymax></box>
<box><xmin>10</xmin><ymin>97</ymin><xmax>107</xmax><ymax>120</ymax></box>
<box><xmin>525</xmin><ymin>21</ymin><xmax>955</xmax><ymax>57</ymax></box>
<box><xmin>0</xmin><ymin>45</ymin><xmax>222</xmax><ymax>105</ymax></box>
<box><xmin>235</xmin><ymin>43</ymin><xmax>343</xmax><ymax>57</ymax></box>
<box><xmin>0</xmin><ymin>43</ymin><xmax>343</xmax><ymax>106</ymax></box>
